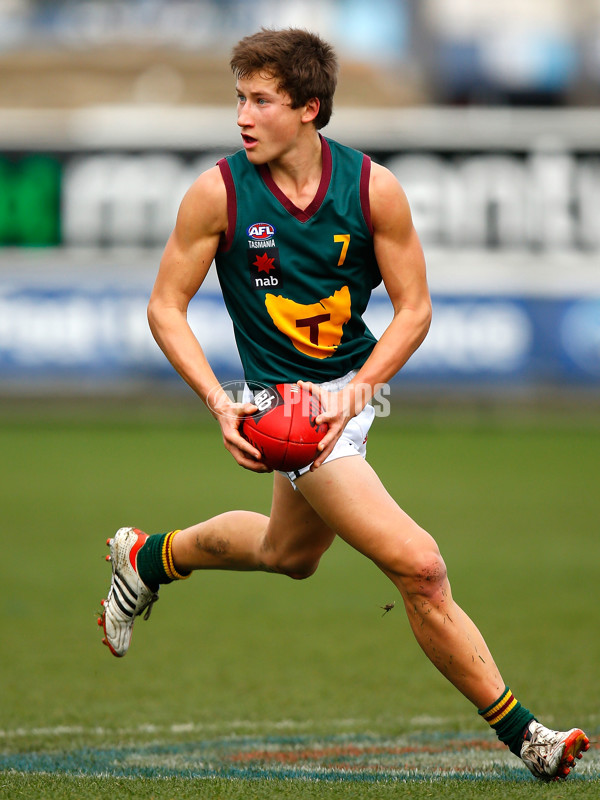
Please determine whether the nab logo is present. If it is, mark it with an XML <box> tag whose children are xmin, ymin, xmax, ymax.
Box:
<box><xmin>248</xmin><ymin>247</ymin><xmax>283</xmax><ymax>289</ymax></box>
<box><xmin>247</xmin><ymin>222</ymin><xmax>276</xmax><ymax>240</ymax></box>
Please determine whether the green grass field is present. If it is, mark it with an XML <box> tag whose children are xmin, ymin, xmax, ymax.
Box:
<box><xmin>1</xmin><ymin>404</ymin><xmax>599</xmax><ymax>798</ymax></box>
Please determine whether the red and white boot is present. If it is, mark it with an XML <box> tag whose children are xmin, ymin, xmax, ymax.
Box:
<box><xmin>99</xmin><ymin>527</ymin><xmax>158</xmax><ymax>657</ymax></box>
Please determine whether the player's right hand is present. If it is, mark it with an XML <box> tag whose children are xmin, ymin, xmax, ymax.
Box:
<box><xmin>216</xmin><ymin>401</ymin><xmax>273</xmax><ymax>472</ymax></box>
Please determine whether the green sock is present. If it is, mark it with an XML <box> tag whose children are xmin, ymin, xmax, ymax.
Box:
<box><xmin>136</xmin><ymin>529</ymin><xmax>191</xmax><ymax>590</ymax></box>
<box><xmin>479</xmin><ymin>687</ymin><xmax>535</xmax><ymax>756</ymax></box>
<box><xmin>136</xmin><ymin>533</ymin><xmax>172</xmax><ymax>590</ymax></box>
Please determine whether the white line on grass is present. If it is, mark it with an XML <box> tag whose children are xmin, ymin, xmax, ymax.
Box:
<box><xmin>0</xmin><ymin>718</ymin><xmax>368</xmax><ymax>739</ymax></box>
<box><xmin>0</xmin><ymin>715</ymin><xmax>475</xmax><ymax>740</ymax></box>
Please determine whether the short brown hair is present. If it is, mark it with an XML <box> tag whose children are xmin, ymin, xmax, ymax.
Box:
<box><xmin>230</xmin><ymin>28</ymin><xmax>338</xmax><ymax>129</ymax></box>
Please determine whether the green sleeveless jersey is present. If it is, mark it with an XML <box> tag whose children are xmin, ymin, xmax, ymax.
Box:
<box><xmin>215</xmin><ymin>136</ymin><xmax>381</xmax><ymax>388</ymax></box>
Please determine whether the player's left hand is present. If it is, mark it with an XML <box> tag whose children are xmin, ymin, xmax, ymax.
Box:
<box><xmin>297</xmin><ymin>380</ymin><xmax>365</xmax><ymax>470</ymax></box>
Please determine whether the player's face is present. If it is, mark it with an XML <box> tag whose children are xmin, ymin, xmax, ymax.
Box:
<box><xmin>236</xmin><ymin>73</ymin><xmax>308</xmax><ymax>165</ymax></box>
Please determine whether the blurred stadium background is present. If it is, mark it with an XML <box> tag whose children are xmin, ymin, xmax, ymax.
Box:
<box><xmin>1</xmin><ymin>0</ymin><xmax>600</xmax><ymax>410</ymax></box>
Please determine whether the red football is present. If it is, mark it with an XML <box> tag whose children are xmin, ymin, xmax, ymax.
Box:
<box><xmin>240</xmin><ymin>383</ymin><xmax>328</xmax><ymax>471</ymax></box>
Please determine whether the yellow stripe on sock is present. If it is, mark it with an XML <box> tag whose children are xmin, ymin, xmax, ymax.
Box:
<box><xmin>484</xmin><ymin>690</ymin><xmax>517</xmax><ymax>726</ymax></box>
<box><xmin>489</xmin><ymin>696</ymin><xmax>517</xmax><ymax>725</ymax></box>
<box><xmin>163</xmin><ymin>530</ymin><xmax>191</xmax><ymax>581</ymax></box>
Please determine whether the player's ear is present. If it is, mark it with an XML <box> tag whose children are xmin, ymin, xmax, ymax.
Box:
<box><xmin>301</xmin><ymin>97</ymin><xmax>320</xmax><ymax>124</ymax></box>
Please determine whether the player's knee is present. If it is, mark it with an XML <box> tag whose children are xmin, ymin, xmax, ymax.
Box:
<box><xmin>279</xmin><ymin>554</ymin><xmax>320</xmax><ymax>580</ymax></box>
<box><xmin>383</xmin><ymin>544</ymin><xmax>447</xmax><ymax>601</ymax></box>
<box><xmin>286</xmin><ymin>564</ymin><xmax>318</xmax><ymax>580</ymax></box>
<box><xmin>403</xmin><ymin>549</ymin><xmax>448</xmax><ymax>601</ymax></box>
<box><xmin>265</xmin><ymin>550</ymin><xmax>321</xmax><ymax>580</ymax></box>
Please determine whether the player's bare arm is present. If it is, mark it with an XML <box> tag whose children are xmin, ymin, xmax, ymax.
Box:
<box><xmin>357</xmin><ymin>162</ymin><xmax>432</xmax><ymax>386</ymax></box>
<box><xmin>148</xmin><ymin>166</ymin><xmax>268</xmax><ymax>471</ymax></box>
<box><xmin>304</xmin><ymin>163</ymin><xmax>432</xmax><ymax>467</ymax></box>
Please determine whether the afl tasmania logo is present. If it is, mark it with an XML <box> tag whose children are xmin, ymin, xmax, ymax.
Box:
<box><xmin>247</xmin><ymin>222</ymin><xmax>276</xmax><ymax>240</ymax></box>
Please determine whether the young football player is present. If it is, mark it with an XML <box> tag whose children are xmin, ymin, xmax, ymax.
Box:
<box><xmin>99</xmin><ymin>27</ymin><xmax>589</xmax><ymax>781</ymax></box>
